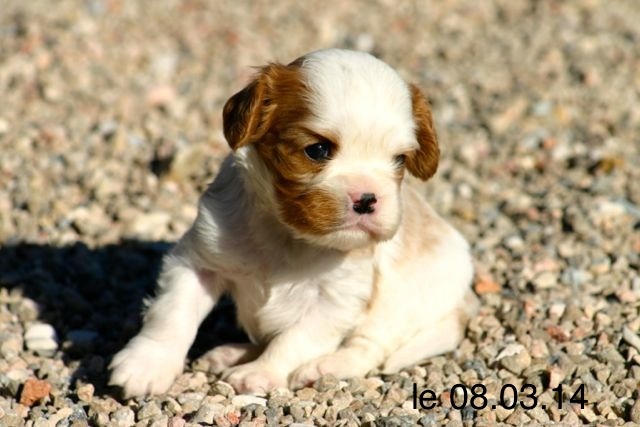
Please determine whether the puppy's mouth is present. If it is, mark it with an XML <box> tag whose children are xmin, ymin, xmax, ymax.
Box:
<box><xmin>337</xmin><ymin>216</ymin><xmax>385</xmax><ymax>238</ymax></box>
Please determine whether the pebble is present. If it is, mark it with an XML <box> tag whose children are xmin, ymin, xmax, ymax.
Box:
<box><xmin>191</xmin><ymin>403</ymin><xmax>225</xmax><ymax>424</ymax></box>
<box><xmin>232</xmin><ymin>394</ymin><xmax>267</xmax><ymax>408</ymax></box>
<box><xmin>19</xmin><ymin>378</ymin><xmax>51</xmax><ymax>406</ymax></box>
<box><xmin>213</xmin><ymin>381</ymin><xmax>236</xmax><ymax>398</ymax></box>
<box><xmin>168</xmin><ymin>417</ymin><xmax>186</xmax><ymax>427</ymax></box>
<box><xmin>126</xmin><ymin>211</ymin><xmax>172</xmax><ymax>240</ymax></box>
<box><xmin>629</xmin><ymin>399</ymin><xmax>640</xmax><ymax>423</ymax></box>
<box><xmin>24</xmin><ymin>323</ymin><xmax>58</xmax><ymax>356</ymax></box>
<box><xmin>0</xmin><ymin>334</ymin><xmax>23</xmax><ymax>359</ymax></box>
<box><xmin>76</xmin><ymin>383</ymin><xmax>94</xmax><ymax>403</ymax></box>
<box><xmin>473</xmin><ymin>272</ymin><xmax>502</xmax><ymax>294</ymax></box>
<box><xmin>314</xmin><ymin>375</ymin><xmax>340</xmax><ymax>392</ymax></box>
<box><xmin>622</xmin><ymin>326</ymin><xmax>640</xmax><ymax>352</ymax></box>
<box><xmin>16</xmin><ymin>298</ymin><xmax>39</xmax><ymax>323</ymax></box>
<box><xmin>532</xmin><ymin>272</ymin><xmax>557</xmax><ymax>289</ymax></box>
<box><xmin>177</xmin><ymin>392</ymin><xmax>205</xmax><ymax>415</ymax></box>
<box><xmin>110</xmin><ymin>407</ymin><xmax>135</xmax><ymax>427</ymax></box>
<box><xmin>295</xmin><ymin>387</ymin><xmax>317</xmax><ymax>401</ymax></box>
<box><xmin>137</xmin><ymin>401</ymin><xmax>162</xmax><ymax>420</ymax></box>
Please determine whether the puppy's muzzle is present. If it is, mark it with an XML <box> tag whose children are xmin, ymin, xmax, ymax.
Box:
<box><xmin>353</xmin><ymin>192</ymin><xmax>377</xmax><ymax>215</ymax></box>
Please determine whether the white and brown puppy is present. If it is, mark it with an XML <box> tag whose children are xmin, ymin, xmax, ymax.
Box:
<box><xmin>109</xmin><ymin>48</ymin><xmax>478</xmax><ymax>397</ymax></box>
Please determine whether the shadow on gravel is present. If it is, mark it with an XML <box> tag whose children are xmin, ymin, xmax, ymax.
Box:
<box><xmin>0</xmin><ymin>241</ymin><xmax>247</xmax><ymax>396</ymax></box>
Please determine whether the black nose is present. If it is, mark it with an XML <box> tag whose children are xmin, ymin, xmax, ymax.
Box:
<box><xmin>353</xmin><ymin>193</ymin><xmax>377</xmax><ymax>214</ymax></box>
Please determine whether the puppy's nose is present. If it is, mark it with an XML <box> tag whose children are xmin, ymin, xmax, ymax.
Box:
<box><xmin>353</xmin><ymin>193</ymin><xmax>377</xmax><ymax>214</ymax></box>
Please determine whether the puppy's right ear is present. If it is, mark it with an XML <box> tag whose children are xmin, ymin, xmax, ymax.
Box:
<box><xmin>223</xmin><ymin>71</ymin><xmax>274</xmax><ymax>150</ymax></box>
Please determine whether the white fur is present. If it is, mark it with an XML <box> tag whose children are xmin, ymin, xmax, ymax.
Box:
<box><xmin>109</xmin><ymin>48</ymin><xmax>476</xmax><ymax>397</ymax></box>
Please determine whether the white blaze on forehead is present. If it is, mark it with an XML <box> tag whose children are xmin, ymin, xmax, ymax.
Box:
<box><xmin>299</xmin><ymin>49</ymin><xmax>418</xmax><ymax>154</ymax></box>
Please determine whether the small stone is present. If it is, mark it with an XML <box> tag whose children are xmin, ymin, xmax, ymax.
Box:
<box><xmin>191</xmin><ymin>403</ymin><xmax>224</xmax><ymax>424</ymax></box>
<box><xmin>110</xmin><ymin>406</ymin><xmax>135</xmax><ymax>427</ymax></box>
<box><xmin>562</xmin><ymin>411</ymin><xmax>580</xmax><ymax>424</ymax></box>
<box><xmin>265</xmin><ymin>407</ymin><xmax>280</xmax><ymax>425</ymax></box>
<box><xmin>504</xmin><ymin>235</ymin><xmax>524</xmax><ymax>251</ymax></box>
<box><xmin>232</xmin><ymin>394</ymin><xmax>267</xmax><ymax>408</ymax></box>
<box><xmin>311</xmin><ymin>401</ymin><xmax>327</xmax><ymax>419</ymax></box>
<box><xmin>596</xmin><ymin>344</ymin><xmax>625</xmax><ymax>364</ymax></box>
<box><xmin>270</xmin><ymin>387</ymin><xmax>293</xmax><ymax>399</ymax></box>
<box><xmin>623</xmin><ymin>326</ymin><xmax>640</xmax><ymax>352</ymax></box>
<box><xmin>76</xmin><ymin>383</ymin><xmax>94</xmax><ymax>403</ymax></box>
<box><xmin>148</xmin><ymin>415</ymin><xmax>169</xmax><ymax>427</ymax></box>
<box><xmin>89</xmin><ymin>397</ymin><xmax>120</xmax><ymax>415</ymax></box>
<box><xmin>16</xmin><ymin>298</ymin><xmax>39</xmax><ymax>323</ymax></box>
<box><xmin>0</xmin><ymin>334</ymin><xmax>23</xmax><ymax>359</ymax></box>
<box><xmin>68</xmin><ymin>205</ymin><xmax>111</xmax><ymax>237</ymax></box>
<box><xmin>497</xmin><ymin>344</ymin><xmax>531</xmax><ymax>374</ymax></box>
<box><xmin>287</xmin><ymin>404</ymin><xmax>305</xmax><ymax>421</ymax></box>
<box><xmin>147</xmin><ymin>85</ymin><xmax>176</xmax><ymax>107</ymax></box>
<box><xmin>533</xmin><ymin>271</ymin><xmax>557</xmax><ymax>289</ymax></box>
<box><xmin>137</xmin><ymin>401</ymin><xmax>162</xmax><ymax>420</ymax></box>
<box><xmin>0</xmin><ymin>117</ymin><xmax>9</xmax><ymax>134</ymax></box>
<box><xmin>330</xmin><ymin>390</ymin><xmax>353</xmax><ymax>411</ymax></box>
<box><xmin>629</xmin><ymin>399</ymin><xmax>640</xmax><ymax>423</ymax></box>
<box><xmin>548</xmin><ymin>302</ymin><xmax>566</xmax><ymax>318</ymax></box>
<box><xmin>213</xmin><ymin>381</ymin><xmax>235</xmax><ymax>398</ymax></box>
<box><xmin>91</xmin><ymin>412</ymin><xmax>109</xmax><ymax>427</ymax></box>
<box><xmin>547</xmin><ymin>366</ymin><xmax>564</xmax><ymax>389</ymax></box>
<box><xmin>177</xmin><ymin>392</ymin><xmax>204</xmax><ymax>415</ymax></box>
<box><xmin>546</xmin><ymin>325</ymin><xmax>570</xmax><ymax>342</ymax></box>
<box><xmin>295</xmin><ymin>387</ymin><xmax>317</xmax><ymax>401</ymax></box>
<box><xmin>48</xmin><ymin>407</ymin><xmax>74</xmax><ymax>426</ymax></box>
<box><xmin>561</xmin><ymin>268</ymin><xmax>592</xmax><ymax>287</ymax></box>
<box><xmin>324</xmin><ymin>406</ymin><xmax>338</xmax><ymax>424</ymax></box>
<box><xmin>474</xmin><ymin>272</ymin><xmax>501</xmax><ymax>294</ymax></box>
<box><xmin>529</xmin><ymin>339</ymin><xmax>549</xmax><ymax>358</ymax></box>
<box><xmin>418</xmin><ymin>414</ymin><xmax>438</xmax><ymax>426</ymax></box>
<box><xmin>24</xmin><ymin>323</ymin><xmax>58</xmax><ymax>356</ymax></box>
<box><xmin>579</xmin><ymin>406</ymin><xmax>597</xmax><ymax>423</ymax></box>
<box><xmin>19</xmin><ymin>378</ymin><xmax>51</xmax><ymax>406</ymax></box>
<box><xmin>168</xmin><ymin>417</ymin><xmax>186</xmax><ymax>427</ymax></box>
<box><xmin>126</xmin><ymin>211</ymin><xmax>171</xmax><ymax>240</ymax></box>
<box><xmin>314</xmin><ymin>375</ymin><xmax>339</xmax><ymax>392</ymax></box>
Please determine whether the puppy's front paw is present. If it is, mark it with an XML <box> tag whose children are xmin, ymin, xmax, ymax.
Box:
<box><xmin>109</xmin><ymin>336</ymin><xmax>184</xmax><ymax>398</ymax></box>
<box><xmin>199</xmin><ymin>343</ymin><xmax>260</xmax><ymax>374</ymax></box>
<box><xmin>289</xmin><ymin>353</ymin><xmax>367</xmax><ymax>389</ymax></box>
<box><xmin>223</xmin><ymin>361</ymin><xmax>286</xmax><ymax>396</ymax></box>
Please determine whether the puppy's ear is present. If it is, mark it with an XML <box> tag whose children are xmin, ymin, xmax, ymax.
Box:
<box><xmin>405</xmin><ymin>84</ymin><xmax>440</xmax><ymax>180</ymax></box>
<box><xmin>223</xmin><ymin>68</ymin><xmax>275</xmax><ymax>150</ymax></box>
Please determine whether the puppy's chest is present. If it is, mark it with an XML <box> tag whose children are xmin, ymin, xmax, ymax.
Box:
<box><xmin>230</xmin><ymin>255</ymin><xmax>375</xmax><ymax>342</ymax></box>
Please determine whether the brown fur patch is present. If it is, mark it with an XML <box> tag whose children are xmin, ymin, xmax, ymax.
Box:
<box><xmin>394</xmin><ymin>187</ymin><xmax>442</xmax><ymax>266</ymax></box>
<box><xmin>406</xmin><ymin>85</ymin><xmax>440</xmax><ymax>180</ymax></box>
<box><xmin>366</xmin><ymin>265</ymin><xmax>380</xmax><ymax>313</ymax></box>
<box><xmin>223</xmin><ymin>60</ymin><xmax>343</xmax><ymax>236</ymax></box>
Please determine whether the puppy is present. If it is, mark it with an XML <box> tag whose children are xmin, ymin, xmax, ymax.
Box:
<box><xmin>109</xmin><ymin>48</ymin><xmax>478</xmax><ymax>397</ymax></box>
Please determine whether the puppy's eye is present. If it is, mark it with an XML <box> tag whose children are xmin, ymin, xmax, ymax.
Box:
<box><xmin>305</xmin><ymin>141</ymin><xmax>332</xmax><ymax>161</ymax></box>
<box><xmin>394</xmin><ymin>154</ymin><xmax>406</xmax><ymax>167</ymax></box>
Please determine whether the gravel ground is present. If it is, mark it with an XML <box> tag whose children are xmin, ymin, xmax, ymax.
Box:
<box><xmin>1</xmin><ymin>0</ymin><xmax>640</xmax><ymax>426</ymax></box>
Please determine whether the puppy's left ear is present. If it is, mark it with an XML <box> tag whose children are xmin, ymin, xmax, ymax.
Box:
<box><xmin>405</xmin><ymin>84</ymin><xmax>440</xmax><ymax>180</ymax></box>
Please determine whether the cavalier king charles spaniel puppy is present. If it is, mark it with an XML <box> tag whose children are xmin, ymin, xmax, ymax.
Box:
<box><xmin>109</xmin><ymin>48</ymin><xmax>477</xmax><ymax>397</ymax></box>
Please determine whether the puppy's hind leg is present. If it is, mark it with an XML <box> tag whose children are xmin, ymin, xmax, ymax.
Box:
<box><xmin>382</xmin><ymin>291</ymin><xmax>479</xmax><ymax>374</ymax></box>
<box><xmin>109</xmin><ymin>250</ymin><xmax>222</xmax><ymax>397</ymax></box>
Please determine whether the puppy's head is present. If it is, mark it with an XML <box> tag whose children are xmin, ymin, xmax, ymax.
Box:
<box><xmin>223</xmin><ymin>49</ymin><xmax>439</xmax><ymax>251</ymax></box>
